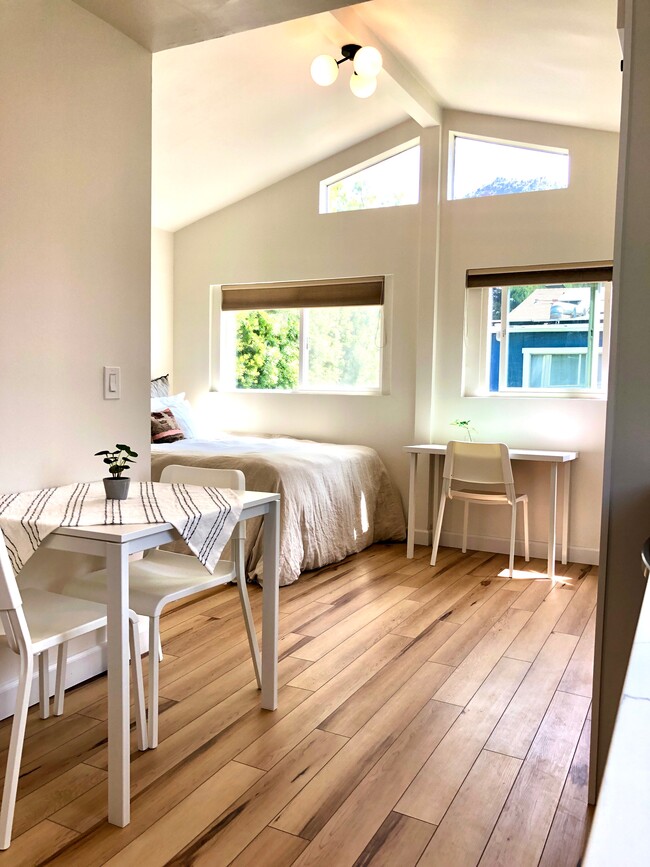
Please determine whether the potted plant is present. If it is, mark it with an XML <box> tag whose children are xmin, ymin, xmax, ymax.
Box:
<box><xmin>95</xmin><ymin>444</ymin><xmax>138</xmax><ymax>500</ymax></box>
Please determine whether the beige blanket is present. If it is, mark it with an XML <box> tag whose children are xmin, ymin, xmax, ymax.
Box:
<box><xmin>151</xmin><ymin>435</ymin><xmax>405</xmax><ymax>586</ymax></box>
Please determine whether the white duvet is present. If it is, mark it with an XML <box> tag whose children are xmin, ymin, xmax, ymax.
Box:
<box><xmin>151</xmin><ymin>435</ymin><xmax>406</xmax><ymax>585</ymax></box>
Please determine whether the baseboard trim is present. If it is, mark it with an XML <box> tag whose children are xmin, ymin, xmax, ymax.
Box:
<box><xmin>413</xmin><ymin>528</ymin><xmax>598</xmax><ymax>566</ymax></box>
<box><xmin>0</xmin><ymin>617</ymin><xmax>149</xmax><ymax>722</ymax></box>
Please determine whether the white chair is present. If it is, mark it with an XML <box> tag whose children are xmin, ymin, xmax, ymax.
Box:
<box><xmin>0</xmin><ymin>533</ymin><xmax>147</xmax><ymax>850</ymax></box>
<box><xmin>430</xmin><ymin>441</ymin><xmax>530</xmax><ymax>577</ymax></box>
<box><xmin>62</xmin><ymin>465</ymin><xmax>261</xmax><ymax>749</ymax></box>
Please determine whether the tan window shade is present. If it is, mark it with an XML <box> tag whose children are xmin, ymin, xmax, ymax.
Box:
<box><xmin>466</xmin><ymin>261</ymin><xmax>613</xmax><ymax>288</ymax></box>
<box><xmin>221</xmin><ymin>276</ymin><xmax>384</xmax><ymax>311</ymax></box>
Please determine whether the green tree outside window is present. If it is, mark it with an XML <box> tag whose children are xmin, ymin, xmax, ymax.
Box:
<box><xmin>235</xmin><ymin>310</ymin><xmax>299</xmax><ymax>389</ymax></box>
<box><xmin>233</xmin><ymin>306</ymin><xmax>381</xmax><ymax>391</ymax></box>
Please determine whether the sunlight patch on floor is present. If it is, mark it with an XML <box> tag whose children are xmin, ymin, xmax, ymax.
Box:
<box><xmin>497</xmin><ymin>567</ymin><xmax>550</xmax><ymax>580</ymax></box>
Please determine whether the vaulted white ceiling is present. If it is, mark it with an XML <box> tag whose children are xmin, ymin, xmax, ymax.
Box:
<box><xmin>149</xmin><ymin>0</ymin><xmax>621</xmax><ymax>231</ymax></box>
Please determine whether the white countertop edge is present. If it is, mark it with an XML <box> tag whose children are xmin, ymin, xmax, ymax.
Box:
<box><xmin>583</xmin><ymin>572</ymin><xmax>650</xmax><ymax>865</ymax></box>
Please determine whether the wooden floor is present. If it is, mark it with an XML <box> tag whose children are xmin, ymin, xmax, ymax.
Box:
<box><xmin>0</xmin><ymin>543</ymin><xmax>596</xmax><ymax>867</ymax></box>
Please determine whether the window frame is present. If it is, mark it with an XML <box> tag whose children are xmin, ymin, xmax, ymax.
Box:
<box><xmin>464</xmin><ymin>266</ymin><xmax>612</xmax><ymax>400</ymax></box>
<box><xmin>448</xmin><ymin>131</ymin><xmax>570</xmax><ymax>201</ymax></box>
<box><xmin>211</xmin><ymin>277</ymin><xmax>393</xmax><ymax>396</ymax></box>
<box><xmin>319</xmin><ymin>138</ymin><xmax>421</xmax><ymax>214</ymax></box>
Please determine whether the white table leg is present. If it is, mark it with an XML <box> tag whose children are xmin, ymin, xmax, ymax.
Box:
<box><xmin>261</xmin><ymin>499</ymin><xmax>279</xmax><ymax>711</ymax></box>
<box><xmin>406</xmin><ymin>453</ymin><xmax>417</xmax><ymax>559</ymax></box>
<box><xmin>548</xmin><ymin>463</ymin><xmax>558</xmax><ymax>581</ymax></box>
<box><xmin>106</xmin><ymin>542</ymin><xmax>130</xmax><ymax>827</ymax></box>
<box><xmin>432</xmin><ymin>454</ymin><xmax>441</xmax><ymax>543</ymax></box>
<box><xmin>561</xmin><ymin>461</ymin><xmax>571</xmax><ymax>565</ymax></box>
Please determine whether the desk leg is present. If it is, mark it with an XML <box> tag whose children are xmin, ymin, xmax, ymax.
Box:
<box><xmin>106</xmin><ymin>543</ymin><xmax>130</xmax><ymax>827</ymax></box>
<box><xmin>261</xmin><ymin>499</ymin><xmax>279</xmax><ymax>711</ymax></box>
<box><xmin>548</xmin><ymin>464</ymin><xmax>558</xmax><ymax>582</ymax></box>
<box><xmin>561</xmin><ymin>462</ymin><xmax>571</xmax><ymax>566</ymax></box>
<box><xmin>406</xmin><ymin>453</ymin><xmax>418</xmax><ymax>559</ymax></box>
<box><xmin>432</xmin><ymin>454</ymin><xmax>441</xmax><ymax>534</ymax></box>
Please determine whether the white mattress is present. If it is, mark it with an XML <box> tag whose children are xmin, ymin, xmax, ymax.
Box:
<box><xmin>152</xmin><ymin>435</ymin><xmax>405</xmax><ymax>585</ymax></box>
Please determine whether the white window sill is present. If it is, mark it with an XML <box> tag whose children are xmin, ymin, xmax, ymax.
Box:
<box><xmin>213</xmin><ymin>388</ymin><xmax>385</xmax><ymax>397</ymax></box>
<box><xmin>464</xmin><ymin>390</ymin><xmax>607</xmax><ymax>400</ymax></box>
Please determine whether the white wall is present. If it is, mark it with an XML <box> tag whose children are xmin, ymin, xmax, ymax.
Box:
<box><xmin>0</xmin><ymin>0</ymin><xmax>152</xmax><ymax>494</ymax></box>
<box><xmin>173</xmin><ymin>120</ymin><xmax>425</xmax><ymax>498</ymax></box>
<box><xmin>0</xmin><ymin>0</ymin><xmax>152</xmax><ymax>712</ymax></box>
<box><xmin>152</xmin><ymin>227</ymin><xmax>174</xmax><ymax>382</ymax></box>
<box><xmin>433</xmin><ymin>112</ymin><xmax>619</xmax><ymax>563</ymax></box>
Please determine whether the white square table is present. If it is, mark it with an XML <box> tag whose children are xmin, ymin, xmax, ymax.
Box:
<box><xmin>404</xmin><ymin>444</ymin><xmax>578</xmax><ymax>579</ymax></box>
<box><xmin>42</xmin><ymin>488</ymin><xmax>280</xmax><ymax>827</ymax></box>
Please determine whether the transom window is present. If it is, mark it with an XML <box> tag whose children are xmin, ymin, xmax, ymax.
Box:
<box><xmin>216</xmin><ymin>278</ymin><xmax>387</xmax><ymax>394</ymax></box>
<box><xmin>463</xmin><ymin>262</ymin><xmax>612</xmax><ymax>397</ymax></box>
<box><xmin>320</xmin><ymin>140</ymin><xmax>420</xmax><ymax>214</ymax></box>
<box><xmin>450</xmin><ymin>133</ymin><xmax>569</xmax><ymax>201</ymax></box>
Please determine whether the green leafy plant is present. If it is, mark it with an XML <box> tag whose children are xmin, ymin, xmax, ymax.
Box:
<box><xmin>95</xmin><ymin>444</ymin><xmax>138</xmax><ymax>479</ymax></box>
<box><xmin>451</xmin><ymin>419</ymin><xmax>476</xmax><ymax>442</ymax></box>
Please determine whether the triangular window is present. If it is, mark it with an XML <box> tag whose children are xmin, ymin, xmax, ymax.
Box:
<box><xmin>450</xmin><ymin>133</ymin><xmax>569</xmax><ymax>200</ymax></box>
<box><xmin>321</xmin><ymin>141</ymin><xmax>420</xmax><ymax>214</ymax></box>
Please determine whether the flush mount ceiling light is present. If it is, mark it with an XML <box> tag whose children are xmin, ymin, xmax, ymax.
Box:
<box><xmin>310</xmin><ymin>43</ymin><xmax>383</xmax><ymax>98</ymax></box>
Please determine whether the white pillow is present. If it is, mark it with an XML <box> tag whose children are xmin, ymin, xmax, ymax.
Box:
<box><xmin>150</xmin><ymin>392</ymin><xmax>199</xmax><ymax>439</ymax></box>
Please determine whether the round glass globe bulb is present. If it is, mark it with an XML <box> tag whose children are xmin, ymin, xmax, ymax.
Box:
<box><xmin>353</xmin><ymin>46</ymin><xmax>383</xmax><ymax>78</ymax></box>
<box><xmin>310</xmin><ymin>54</ymin><xmax>339</xmax><ymax>86</ymax></box>
<box><xmin>350</xmin><ymin>73</ymin><xmax>377</xmax><ymax>98</ymax></box>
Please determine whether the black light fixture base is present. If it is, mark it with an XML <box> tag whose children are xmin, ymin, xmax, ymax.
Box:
<box><xmin>338</xmin><ymin>43</ymin><xmax>361</xmax><ymax>65</ymax></box>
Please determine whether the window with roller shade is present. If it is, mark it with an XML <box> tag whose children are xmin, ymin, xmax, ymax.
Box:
<box><xmin>218</xmin><ymin>277</ymin><xmax>386</xmax><ymax>393</ymax></box>
<box><xmin>463</xmin><ymin>262</ymin><xmax>613</xmax><ymax>397</ymax></box>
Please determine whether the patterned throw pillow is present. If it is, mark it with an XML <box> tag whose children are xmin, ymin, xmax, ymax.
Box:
<box><xmin>150</xmin><ymin>374</ymin><xmax>170</xmax><ymax>398</ymax></box>
<box><xmin>151</xmin><ymin>408</ymin><xmax>185</xmax><ymax>444</ymax></box>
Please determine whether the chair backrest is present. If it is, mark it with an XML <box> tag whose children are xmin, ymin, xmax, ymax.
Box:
<box><xmin>0</xmin><ymin>532</ymin><xmax>23</xmax><ymax>613</ymax></box>
<box><xmin>443</xmin><ymin>441</ymin><xmax>515</xmax><ymax>497</ymax></box>
<box><xmin>160</xmin><ymin>464</ymin><xmax>246</xmax><ymax>540</ymax></box>
<box><xmin>0</xmin><ymin>532</ymin><xmax>30</xmax><ymax>655</ymax></box>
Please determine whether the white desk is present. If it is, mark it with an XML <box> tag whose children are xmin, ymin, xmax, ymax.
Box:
<box><xmin>404</xmin><ymin>444</ymin><xmax>578</xmax><ymax>579</ymax></box>
<box><xmin>43</xmin><ymin>489</ymin><xmax>280</xmax><ymax>828</ymax></box>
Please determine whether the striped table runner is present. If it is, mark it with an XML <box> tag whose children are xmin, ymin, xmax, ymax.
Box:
<box><xmin>0</xmin><ymin>481</ymin><xmax>243</xmax><ymax>575</ymax></box>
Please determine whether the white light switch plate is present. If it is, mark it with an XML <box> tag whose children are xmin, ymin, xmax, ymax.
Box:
<box><xmin>104</xmin><ymin>366</ymin><xmax>121</xmax><ymax>399</ymax></box>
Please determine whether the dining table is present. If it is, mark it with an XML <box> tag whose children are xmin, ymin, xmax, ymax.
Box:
<box><xmin>36</xmin><ymin>487</ymin><xmax>281</xmax><ymax>827</ymax></box>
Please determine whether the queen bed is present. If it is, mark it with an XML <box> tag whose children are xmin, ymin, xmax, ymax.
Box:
<box><xmin>151</xmin><ymin>433</ymin><xmax>406</xmax><ymax>586</ymax></box>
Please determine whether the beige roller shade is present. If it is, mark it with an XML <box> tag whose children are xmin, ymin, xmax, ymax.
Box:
<box><xmin>221</xmin><ymin>276</ymin><xmax>385</xmax><ymax>311</ymax></box>
<box><xmin>466</xmin><ymin>260</ymin><xmax>613</xmax><ymax>288</ymax></box>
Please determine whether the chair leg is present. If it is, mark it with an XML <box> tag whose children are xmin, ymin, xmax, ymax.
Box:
<box><xmin>147</xmin><ymin>616</ymin><xmax>160</xmax><ymax>749</ymax></box>
<box><xmin>0</xmin><ymin>649</ymin><xmax>34</xmax><ymax>850</ymax></box>
<box><xmin>462</xmin><ymin>501</ymin><xmax>469</xmax><ymax>554</ymax></box>
<box><xmin>158</xmin><ymin>635</ymin><xmax>163</xmax><ymax>663</ymax></box>
<box><xmin>509</xmin><ymin>503</ymin><xmax>517</xmax><ymax>578</ymax></box>
<box><xmin>430</xmin><ymin>494</ymin><xmax>447</xmax><ymax>566</ymax></box>
<box><xmin>53</xmin><ymin>642</ymin><xmax>68</xmax><ymax>716</ymax></box>
<box><xmin>235</xmin><ymin>539</ymin><xmax>261</xmax><ymax>688</ymax></box>
<box><xmin>38</xmin><ymin>650</ymin><xmax>49</xmax><ymax>720</ymax></box>
<box><xmin>128</xmin><ymin>614</ymin><xmax>148</xmax><ymax>752</ymax></box>
<box><xmin>523</xmin><ymin>497</ymin><xmax>530</xmax><ymax>562</ymax></box>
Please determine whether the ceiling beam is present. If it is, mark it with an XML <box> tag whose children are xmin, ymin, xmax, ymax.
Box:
<box><xmin>73</xmin><ymin>0</ymin><xmax>370</xmax><ymax>52</ymax></box>
<box><xmin>319</xmin><ymin>7</ymin><xmax>441</xmax><ymax>128</ymax></box>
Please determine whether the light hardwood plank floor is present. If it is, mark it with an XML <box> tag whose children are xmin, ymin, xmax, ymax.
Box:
<box><xmin>0</xmin><ymin>544</ymin><xmax>595</xmax><ymax>866</ymax></box>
